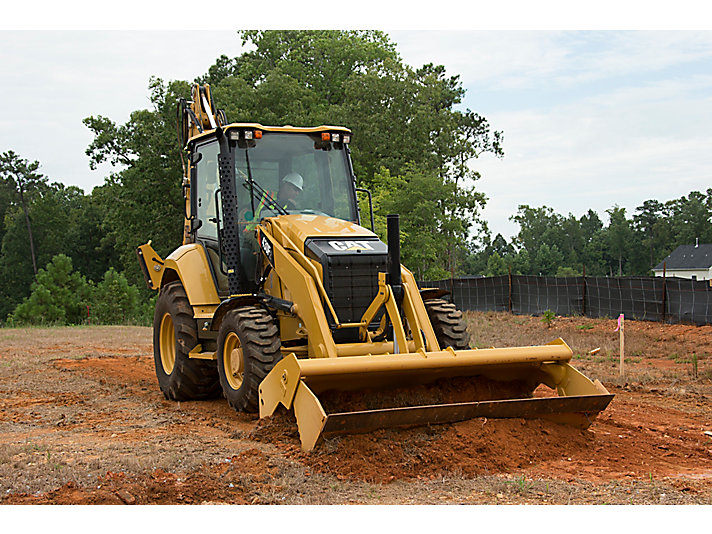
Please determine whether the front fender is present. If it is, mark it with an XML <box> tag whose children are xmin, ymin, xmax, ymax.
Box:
<box><xmin>138</xmin><ymin>242</ymin><xmax>220</xmax><ymax>306</ymax></box>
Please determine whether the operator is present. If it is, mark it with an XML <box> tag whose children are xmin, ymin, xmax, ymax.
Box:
<box><xmin>276</xmin><ymin>172</ymin><xmax>303</xmax><ymax>210</ymax></box>
<box><xmin>243</xmin><ymin>172</ymin><xmax>304</xmax><ymax>233</ymax></box>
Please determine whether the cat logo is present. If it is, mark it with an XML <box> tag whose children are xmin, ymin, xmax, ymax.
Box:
<box><xmin>260</xmin><ymin>233</ymin><xmax>274</xmax><ymax>265</ymax></box>
<box><xmin>328</xmin><ymin>240</ymin><xmax>375</xmax><ymax>252</ymax></box>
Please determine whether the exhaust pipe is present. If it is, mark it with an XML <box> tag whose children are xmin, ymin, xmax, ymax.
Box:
<box><xmin>387</xmin><ymin>214</ymin><xmax>402</xmax><ymax>302</ymax></box>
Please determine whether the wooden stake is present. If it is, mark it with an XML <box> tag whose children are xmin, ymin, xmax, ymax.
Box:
<box><xmin>619</xmin><ymin>314</ymin><xmax>625</xmax><ymax>378</ymax></box>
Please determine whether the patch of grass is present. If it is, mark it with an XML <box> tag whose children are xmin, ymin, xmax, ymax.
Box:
<box><xmin>576</xmin><ymin>324</ymin><xmax>594</xmax><ymax>330</ymax></box>
<box><xmin>504</xmin><ymin>475</ymin><xmax>534</xmax><ymax>495</ymax></box>
<box><xmin>366</xmin><ymin>485</ymin><xmax>380</xmax><ymax>500</ymax></box>
<box><xmin>691</xmin><ymin>354</ymin><xmax>698</xmax><ymax>379</ymax></box>
<box><xmin>541</xmin><ymin>310</ymin><xmax>555</xmax><ymax>328</ymax></box>
<box><xmin>22</xmin><ymin>442</ymin><xmax>48</xmax><ymax>454</ymax></box>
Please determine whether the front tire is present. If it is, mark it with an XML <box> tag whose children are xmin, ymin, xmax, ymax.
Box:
<box><xmin>424</xmin><ymin>298</ymin><xmax>471</xmax><ymax>350</ymax></box>
<box><xmin>153</xmin><ymin>281</ymin><xmax>220</xmax><ymax>400</ymax></box>
<box><xmin>216</xmin><ymin>306</ymin><xmax>282</xmax><ymax>413</ymax></box>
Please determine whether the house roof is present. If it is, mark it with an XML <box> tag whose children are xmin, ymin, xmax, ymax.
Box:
<box><xmin>653</xmin><ymin>244</ymin><xmax>712</xmax><ymax>271</ymax></box>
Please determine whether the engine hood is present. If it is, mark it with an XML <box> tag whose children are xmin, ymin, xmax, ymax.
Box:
<box><xmin>270</xmin><ymin>214</ymin><xmax>377</xmax><ymax>247</ymax></box>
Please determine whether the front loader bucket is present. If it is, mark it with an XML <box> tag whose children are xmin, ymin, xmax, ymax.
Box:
<box><xmin>259</xmin><ymin>338</ymin><xmax>613</xmax><ymax>451</ymax></box>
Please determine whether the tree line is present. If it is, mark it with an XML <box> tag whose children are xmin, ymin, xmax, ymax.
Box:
<box><xmin>464</xmin><ymin>194</ymin><xmax>712</xmax><ymax>279</ymax></box>
<box><xmin>1</xmin><ymin>30</ymin><xmax>709</xmax><ymax>325</ymax></box>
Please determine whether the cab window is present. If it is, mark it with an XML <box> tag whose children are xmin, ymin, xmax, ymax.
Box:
<box><xmin>195</xmin><ymin>141</ymin><xmax>220</xmax><ymax>240</ymax></box>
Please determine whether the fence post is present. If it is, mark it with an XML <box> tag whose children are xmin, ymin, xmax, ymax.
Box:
<box><xmin>661</xmin><ymin>261</ymin><xmax>666</xmax><ymax>323</ymax></box>
<box><xmin>508</xmin><ymin>265</ymin><xmax>512</xmax><ymax>313</ymax></box>
<box><xmin>618</xmin><ymin>314</ymin><xmax>625</xmax><ymax>378</ymax></box>
<box><xmin>582</xmin><ymin>265</ymin><xmax>587</xmax><ymax>317</ymax></box>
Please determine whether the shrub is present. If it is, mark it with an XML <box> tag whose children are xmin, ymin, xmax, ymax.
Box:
<box><xmin>541</xmin><ymin>309</ymin><xmax>555</xmax><ymax>328</ymax></box>
<box><xmin>90</xmin><ymin>268</ymin><xmax>142</xmax><ymax>324</ymax></box>
<box><xmin>10</xmin><ymin>254</ymin><xmax>92</xmax><ymax>325</ymax></box>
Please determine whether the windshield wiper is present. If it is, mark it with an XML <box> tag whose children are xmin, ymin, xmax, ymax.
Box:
<box><xmin>239</xmin><ymin>149</ymin><xmax>288</xmax><ymax>216</ymax></box>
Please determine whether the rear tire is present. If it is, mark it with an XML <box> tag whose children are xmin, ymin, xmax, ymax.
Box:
<box><xmin>153</xmin><ymin>281</ymin><xmax>220</xmax><ymax>400</ymax></box>
<box><xmin>424</xmin><ymin>298</ymin><xmax>470</xmax><ymax>350</ymax></box>
<box><xmin>216</xmin><ymin>306</ymin><xmax>282</xmax><ymax>413</ymax></box>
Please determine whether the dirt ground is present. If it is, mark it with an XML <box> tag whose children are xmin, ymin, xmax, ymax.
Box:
<box><xmin>1</xmin><ymin>312</ymin><xmax>711</xmax><ymax>505</ymax></box>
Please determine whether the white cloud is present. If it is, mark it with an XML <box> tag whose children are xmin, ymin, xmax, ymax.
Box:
<box><xmin>0</xmin><ymin>31</ymin><xmax>247</xmax><ymax>191</ymax></box>
<box><xmin>393</xmin><ymin>31</ymin><xmax>712</xmax><ymax>93</ymax></box>
<box><xmin>386</xmin><ymin>31</ymin><xmax>712</xmax><ymax>239</ymax></box>
<box><xmin>391</xmin><ymin>31</ymin><xmax>572</xmax><ymax>89</ymax></box>
<box><xmin>473</xmin><ymin>72</ymin><xmax>712</xmax><ymax>237</ymax></box>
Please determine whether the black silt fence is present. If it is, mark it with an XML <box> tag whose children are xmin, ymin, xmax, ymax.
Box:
<box><xmin>665</xmin><ymin>278</ymin><xmax>712</xmax><ymax>326</ymax></box>
<box><xmin>419</xmin><ymin>275</ymin><xmax>712</xmax><ymax>326</ymax></box>
<box><xmin>511</xmin><ymin>275</ymin><xmax>584</xmax><ymax>317</ymax></box>
<box><xmin>584</xmin><ymin>277</ymin><xmax>663</xmax><ymax>322</ymax></box>
<box><xmin>419</xmin><ymin>276</ymin><xmax>509</xmax><ymax>312</ymax></box>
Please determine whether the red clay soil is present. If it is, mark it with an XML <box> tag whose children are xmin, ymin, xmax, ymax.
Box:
<box><xmin>251</xmin><ymin>390</ymin><xmax>712</xmax><ymax>486</ymax></box>
<box><xmin>317</xmin><ymin>375</ymin><xmax>534</xmax><ymax>413</ymax></box>
<box><xmin>1</xmin><ymin>319</ymin><xmax>712</xmax><ymax>504</ymax></box>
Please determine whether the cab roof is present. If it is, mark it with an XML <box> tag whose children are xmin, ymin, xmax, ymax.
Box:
<box><xmin>188</xmin><ymin>123</ymin><xmax>351</xmax><ymax>145</ymax></box>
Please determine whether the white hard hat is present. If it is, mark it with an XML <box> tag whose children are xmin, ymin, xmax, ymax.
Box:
<box><xmin>282</xmin><ymin>172</ymin><xmax>303</xmax><ymax>191</ymax></box>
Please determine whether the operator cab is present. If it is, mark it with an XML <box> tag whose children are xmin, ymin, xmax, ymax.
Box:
<box><xmin>188</xmin><ymin>125</ymin><xmax>360</xmax><ymax>295</ymax></box>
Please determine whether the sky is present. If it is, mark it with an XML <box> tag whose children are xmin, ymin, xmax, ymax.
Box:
<box><xmin>1</xmin><ymin>3</ymin><xmax>711</xmax><ymax>240</ymax></box>
<box><xmin>391</xmin><ymin>30</ymin><xmax>712</xmax><ymax>237</ymax></box>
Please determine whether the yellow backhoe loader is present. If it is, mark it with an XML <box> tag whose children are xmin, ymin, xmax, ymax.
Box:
<box><xmin>137</xmin><ymin>84</ymin><xmax>613</xmax><ymax>451</ymax></box>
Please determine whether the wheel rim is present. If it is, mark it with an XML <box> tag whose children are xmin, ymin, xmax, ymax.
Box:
<box><xmin>159</xmin><ymin>313</ymin><xmax>176</xmax><ymax>374</ymax></box>
<box><xmin>223</xmin><ymin>332</ymin><xmax>244</xmax><ymax>390</ymax></box>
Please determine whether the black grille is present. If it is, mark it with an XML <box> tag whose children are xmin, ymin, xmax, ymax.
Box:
<box><xmin>326</xmin><ymin>254</ymin><xmax>387</xmax><ymax>324</ymax></box>
<box><xmin>304</xmin><ymin>236</ymin><xmax>389</xmax><ymax>343</ymax></box>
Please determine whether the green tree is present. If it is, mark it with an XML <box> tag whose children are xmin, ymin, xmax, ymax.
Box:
<box><xmin>373</xmin><ymin>164</ymin><xmax>486</xmax><ymax>280</ymax></box>
<box><xmin>633</xmin><ymin>199</ymin><xmax>665</xmax><ymax>270</ymax></box>
<box><xmin>578</xmin><ymin>209</ymin><xmax>604</xmax><ymax>272</ymax></box>
<box><xmin>0</xmin><ymin>151</ymin><xmax>49</xmax><ymax>274</ymax></box>
<box><xmin>0</xmin><ymin>183</ymin><xmax>92</xmax><ymax>320</ymax></box>
<box><xmin>555</xmin><ymin>266</ymin><xmax>581</xmax><ymax>277</ymax></box>
<box><xmin>485</xmin><ymin>251</ymin><xmax>508</xmax><ymax>276</ymax></box>
<box><xmin>207</xmin><ymin>30</ymin><xmax>398</xmax><ymax>104</ymax></box>
<box><xmin>666</xmin><ymin>191</ymin><xmax>712</xmax><ymax>246</ymax></box>
<box><xmin>605</xmin><ymin>205</ymin><xmax>632</xmax><ymax>276</ymax></box>
<box><xmin>90</xmin><ymin>268</ymin><xmax>141</xmax><ymax>324</ymax></box>
<box><xmin>64</xmin><ymin>193</ymin><xmax>120</xmax><ymax>283</ymax></box>
<box><xmin>10</xmin><ymin>254</ymin><xmax>92</xmax><ymax>325</ymax></box>
<box><xmin>511</xmin><ymin>205</ymin><xmax>564</xmax><ymax>254</ymax></box>
<box><xmin>84</xmin><ymin>78</ymin><xmax>191</xmax><ymax>289</ymax></box>
<box><xmin>510</xmin><ymin>248</ymin><xmax>531</xmax><ymax>275</ymax></box>
<box><xmin>533</xmin><ymin>243</ymin><xmax>564</xmax><ymax>276</ymax></box>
